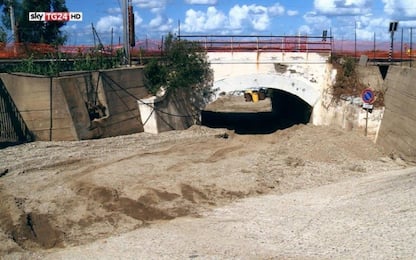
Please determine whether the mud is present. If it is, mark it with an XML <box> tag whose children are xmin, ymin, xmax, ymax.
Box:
<box><xmin>0</xmin><ymin>99</ymin><xmax>409</xmax><ymax>257</ymax></box>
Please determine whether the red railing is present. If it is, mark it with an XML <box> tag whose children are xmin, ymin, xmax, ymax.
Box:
<box><xmin>332</xmin><ymin>39</ymin><xmax>416</xmax><ymax>60</ymax></box>
<box><xmin>178</xmin><ymin>35</ymin><xmax>332</xmax><ymax>53</ymax></box>
<box><xmin>0</xmin><ymin>36</ymin><xmax>414</xmax><ymax>62</ymax></box>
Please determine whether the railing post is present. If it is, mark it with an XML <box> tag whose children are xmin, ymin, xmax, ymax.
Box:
<box><xmin>400</xmin><ymin>27</ymin><xmax>404</xmax><ymax>66</ymax></box>
<box><xmin>411</xmin><ymin>27</ymin><xmax>413</xmax><ymax>68</ymax></box>
<box><xmin>373</xmin><ymin>32</ymin><xmax>376</xmax><ymax>61</ymax></box>
<box><xmin>49</xmin><ymin>76</ymin><xmax>53</xmax><ymax>141</ymax></box>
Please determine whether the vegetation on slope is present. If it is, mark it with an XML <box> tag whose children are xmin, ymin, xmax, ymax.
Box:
<box><xmin>331</xmin><ymin>55</ymin><xmax>384</xmax><ymax>107</ymax></box>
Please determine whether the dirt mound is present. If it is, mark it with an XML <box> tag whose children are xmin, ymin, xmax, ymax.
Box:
<box><xmin>0</xmin><ymin>125</ymin><xmax>406</xmax><ymax>256</ymax></box>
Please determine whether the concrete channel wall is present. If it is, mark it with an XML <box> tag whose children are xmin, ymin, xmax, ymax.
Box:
<box><xmin>377</xmin><ymin>66</ymin><xmax>416</xmax><ymax>162</ymax></box>
<box><xmin>138</xmin><ymin>90</ymin><xmax>196</xmax><ymax>134</ymax></box>
<box><xmin>0</xmin><ymin>67</ymin><xmax>148</xmax><ymax>141</ymax></box>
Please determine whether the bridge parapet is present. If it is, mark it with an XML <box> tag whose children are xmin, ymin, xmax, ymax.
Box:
<box><xmin>180</xmin><ymin>35</ymin><xmax>332</xmax><ymax>53</ymax></box>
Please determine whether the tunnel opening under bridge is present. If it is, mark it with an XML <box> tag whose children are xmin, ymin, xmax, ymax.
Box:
<box><xmin>201</xmin><ymin>89</ymin><xmax>313</xmax><ymax>134</ymax></box>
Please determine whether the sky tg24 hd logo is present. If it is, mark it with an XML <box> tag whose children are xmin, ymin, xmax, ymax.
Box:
<box><xmin>29</xmin><ymin>12</ymin><xmax>83</xmax><ymax>22</ymax></box>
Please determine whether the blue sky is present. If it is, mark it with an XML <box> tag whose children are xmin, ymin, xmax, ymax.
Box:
<box><xmin>61</xmin><ymin>0</ymin><xmax>416</xmax><ymax>46</ymax></box>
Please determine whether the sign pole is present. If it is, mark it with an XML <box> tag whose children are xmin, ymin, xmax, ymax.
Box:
<box><xmin>361</xmin><ymin>88</ymin><xmax>375</xmax><ymax>137</ymax></box>
<box><xmin>365</xmin><ymin>109</ymin><xmax>368</xmax><ymax>137</ymax></box>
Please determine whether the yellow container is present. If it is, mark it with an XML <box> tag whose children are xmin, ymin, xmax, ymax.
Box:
<box><xmin>252</xmin><ymin>91</ymin><xmax>259</xmax><ymax>102</ymax></box>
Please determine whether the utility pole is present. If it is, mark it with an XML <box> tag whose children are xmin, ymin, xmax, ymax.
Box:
<box><xmin>9</xmin><ymin>0</ymin><xmax>18</xmax><ymax>55</ymax></box>
<box><xmin>122</xmin><ymin>0</ymin><xmax>130</xmax><ymax>65</ymax></box>
<box><xmin>110</xmin><ymin>27</ymin><xmax>113</xmax><ymax>53</ymax></box>
<box><xmin>9</xmin><ymin>0</ymin><xmax>18</xmax><ymax>42</ymax></box>
<box><xmin>178</xmin><ymin>19</ymin><xmax>181</xmax><ymax>39</ymax></box>
<box><xmin>373</xmin><ymin>32</ymin><xmax>376</xmax><ymax>61</ymax></box>
<box><xmin>354</xmin><ymin>21</ymin><xmax>357</xmax><ymax>59</ymax></box>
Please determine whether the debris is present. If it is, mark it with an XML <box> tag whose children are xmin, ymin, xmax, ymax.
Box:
<box><xmin>0</xmin><ymin>168</ymin><xmax>8</xmax><ymax>178</ymax></box>
<box><xmin>215</xmin><ymin>133</ymin><xmax>229</xmax><ymax>139</ymax></box>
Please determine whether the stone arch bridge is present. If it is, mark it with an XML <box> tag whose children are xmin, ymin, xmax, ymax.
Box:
<box><xmin>208</xmin><ymin>51</ymin><xmax>331</xmax><ymax>108</ymax></box>
<box><xmin>201</xmin><ymin>47</ymin><xmax>332</xmax><ymax>133</ymax></box>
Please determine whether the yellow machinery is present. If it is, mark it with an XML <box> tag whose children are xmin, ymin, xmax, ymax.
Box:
<box><xmin>244</xmin><ymin>88</ymin><xmax>267</xmax><ymax>102</ymax></box>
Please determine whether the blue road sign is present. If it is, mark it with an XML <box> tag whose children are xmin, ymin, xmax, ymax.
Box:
<box><xmin>361</xmin><ymin>88</ymin><xmax>375</xmax><ymax>104</ymax></box>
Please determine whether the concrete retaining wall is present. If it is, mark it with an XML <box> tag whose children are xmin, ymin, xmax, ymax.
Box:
<box><xmin>315</xmin><ymin>97</ymin><xmax>384</xmax><ymax>139</ymax></box>
<box><xmin>138</xmin><ymin>90</ymin><xmax>196</xmax><ymax>134</ymax></box>
<box><xmin>356</xmin><ymin>65</ymin><xmax>385</xmax><ymax>91</ymax></box>
<box><xmin>312</xmin><ymin>65</ymin><xmax>385</xmax><ymax>140</ymax></box>
<box><xmin>377</xmin><ymin>66</ymin><xmax>416</xmax><ymax>162</ymax></box>
<box><xmin>1</xmin><ymin>67</ymin><xmax>148</xmax><ymax>141</ymax></box>
<box><xmin>0</xmin><ymin>74</ymin><xmax>76</xmax><ymax>140</ymax></box>
<box><xmin>98</xmin><ymin>67</ymin><xmax>147</xmax><ymax>137</ymax></box>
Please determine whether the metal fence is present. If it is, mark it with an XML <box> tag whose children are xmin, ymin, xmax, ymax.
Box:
<box><xmin>0</xmin><ymin>79</ymin><xmax>33</xmax><ymax>147</ymax></box>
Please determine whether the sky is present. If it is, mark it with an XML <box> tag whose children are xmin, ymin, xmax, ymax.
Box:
<box><xmin>60</xmin><ymin>0</ymin><xmax>416</xmax><ymax>46</ymax></box>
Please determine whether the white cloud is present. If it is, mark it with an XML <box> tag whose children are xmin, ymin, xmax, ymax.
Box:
<box><xmin>229</xmin><ymin>4</ymin><xmax>270</xmax><ymax>31</ymax></box>
<box><xmin>382</xmin><ymin>0</ymin><xmax>416</xmax><ymax>19</ymax></box>
<box><xmin>63</xmin><ymin>24</ymin><xmax>94</xmax><ymax>45</ymax></box>
<box><xmin>269</xmin><ymin>3</ymin><xmax>285</xmax><ymax>16</ymax></box>
<box><xmin>228</xmin><ymin>5</ymin><xmax>249</xmax><ymax>29</ymax></box>
<box><xmin>183</xmin><ymin>9</ymin><xmax>206</xmax><ymax>32</ymax></box>
<box><xmin>303</xmin><ymin>11</ymin><xmax>331</xmax><ymax>29</ymax></box>
<box><xmin>149</xmin><ymin>15</ymin><xmax>164</xmax><ymax>28</ymax></box>
<box><xmin>180</xmin><ymin>3</ymin><xmax>289</xmax><ymax>34</ymax></box>
<box><xmin>287</xmin><ymin>10</ymin><xmax>299</xmax><ymax>16</ymax></box>
<box><xmin>184</xmin><ymin>0</ymin><xmax>218</xmax><ymax>4</ymax></box>
<box><xmin>300</xmin><ymin>11</ymin><xmax>332</xmax><ymax>36</ymax></box>
<box><xmin>314</xmin><ymin>0</ymin><xmax>371</xmax><ymax>15</ymax></box>
<box><xmin>134</xmin><ymin>11</ymin><xmax>144</xmax><ymax>27</ymax></box>
<box><xmin>158</xmin><ymin>19</ymin><xmax>174</xmax><ymax>32</ymax></box>
<box><xmin>182</xmin><ymin>7</ymin><xmax>227</xmax><ymax>32</ymax></box>
<box><xmin>96</xmin><ymin>15</ymin><xmax>123</xmax><ymax>33</ymax></box>
<box><xmin>132</xmin><ymin>0</ymin><xmax>168</xmax><ymax>13</ymax></box>
<box><xmin>95</xmin><ymin>12</ymin><xmax>143</xmax><ymax>34</ymax></box>
<box><xmin>107</xmin><ymin>7</ymin><xmax>121</xmax><ymax>14</ymax></box>
<box><xmin>149</xmin><ymin>15</ymin><xmax>174</xmax><ymax>32</ymax></box>
<box><xmin>298</xmin><ymin>25</ymin><xmax>312</xmax><ymax>35</ymax></box>
<box><xmin>322</xmin><ymin>14</ymin><xmax>393</xmax><ymax>41</ymax></box>
<box><xmin>302</xmin><ymin>0</ymin><xmax>416</xmax><ymax>43</ymax></box>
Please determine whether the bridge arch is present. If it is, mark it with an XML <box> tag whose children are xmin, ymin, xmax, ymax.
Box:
<box><xmin>203</xmin><ymin>73</ymin><xmax>318</xmax><ymax>133</ymax></box>
<box><xmin>213</xmin><ymin>73</ymin><xmax>320</xmax><ymax>107</ymax></box>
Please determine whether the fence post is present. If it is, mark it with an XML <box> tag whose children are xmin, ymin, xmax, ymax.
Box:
<box><xmin>400</xmin><ymin>27</ymin><xmax>404</xmax><ymax>66</ymax></box>
<box><xmin>49</xmin><ymin>76</ymin><xmax>53</xmax><ymax>141</ymax></box>
<box><xmin>411</xmin><ymin>28</ymin><xmax>413</xmax><ymax>68</ymax></box>
<box><xmin>373</xmin><ymin>32</ymin><xmax>376</xmax><ymax>62</ymax></box>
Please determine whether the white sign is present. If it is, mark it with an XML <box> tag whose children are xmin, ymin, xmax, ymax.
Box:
<box><xmin>363</xmin><ymin>103</ymin><xmax>373</xmax><ymax>109</ymax></box>
<box><xmin>29</xmin><ymin>12</ymin><xmax>83</xmax><ymax>22</ymax></box>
